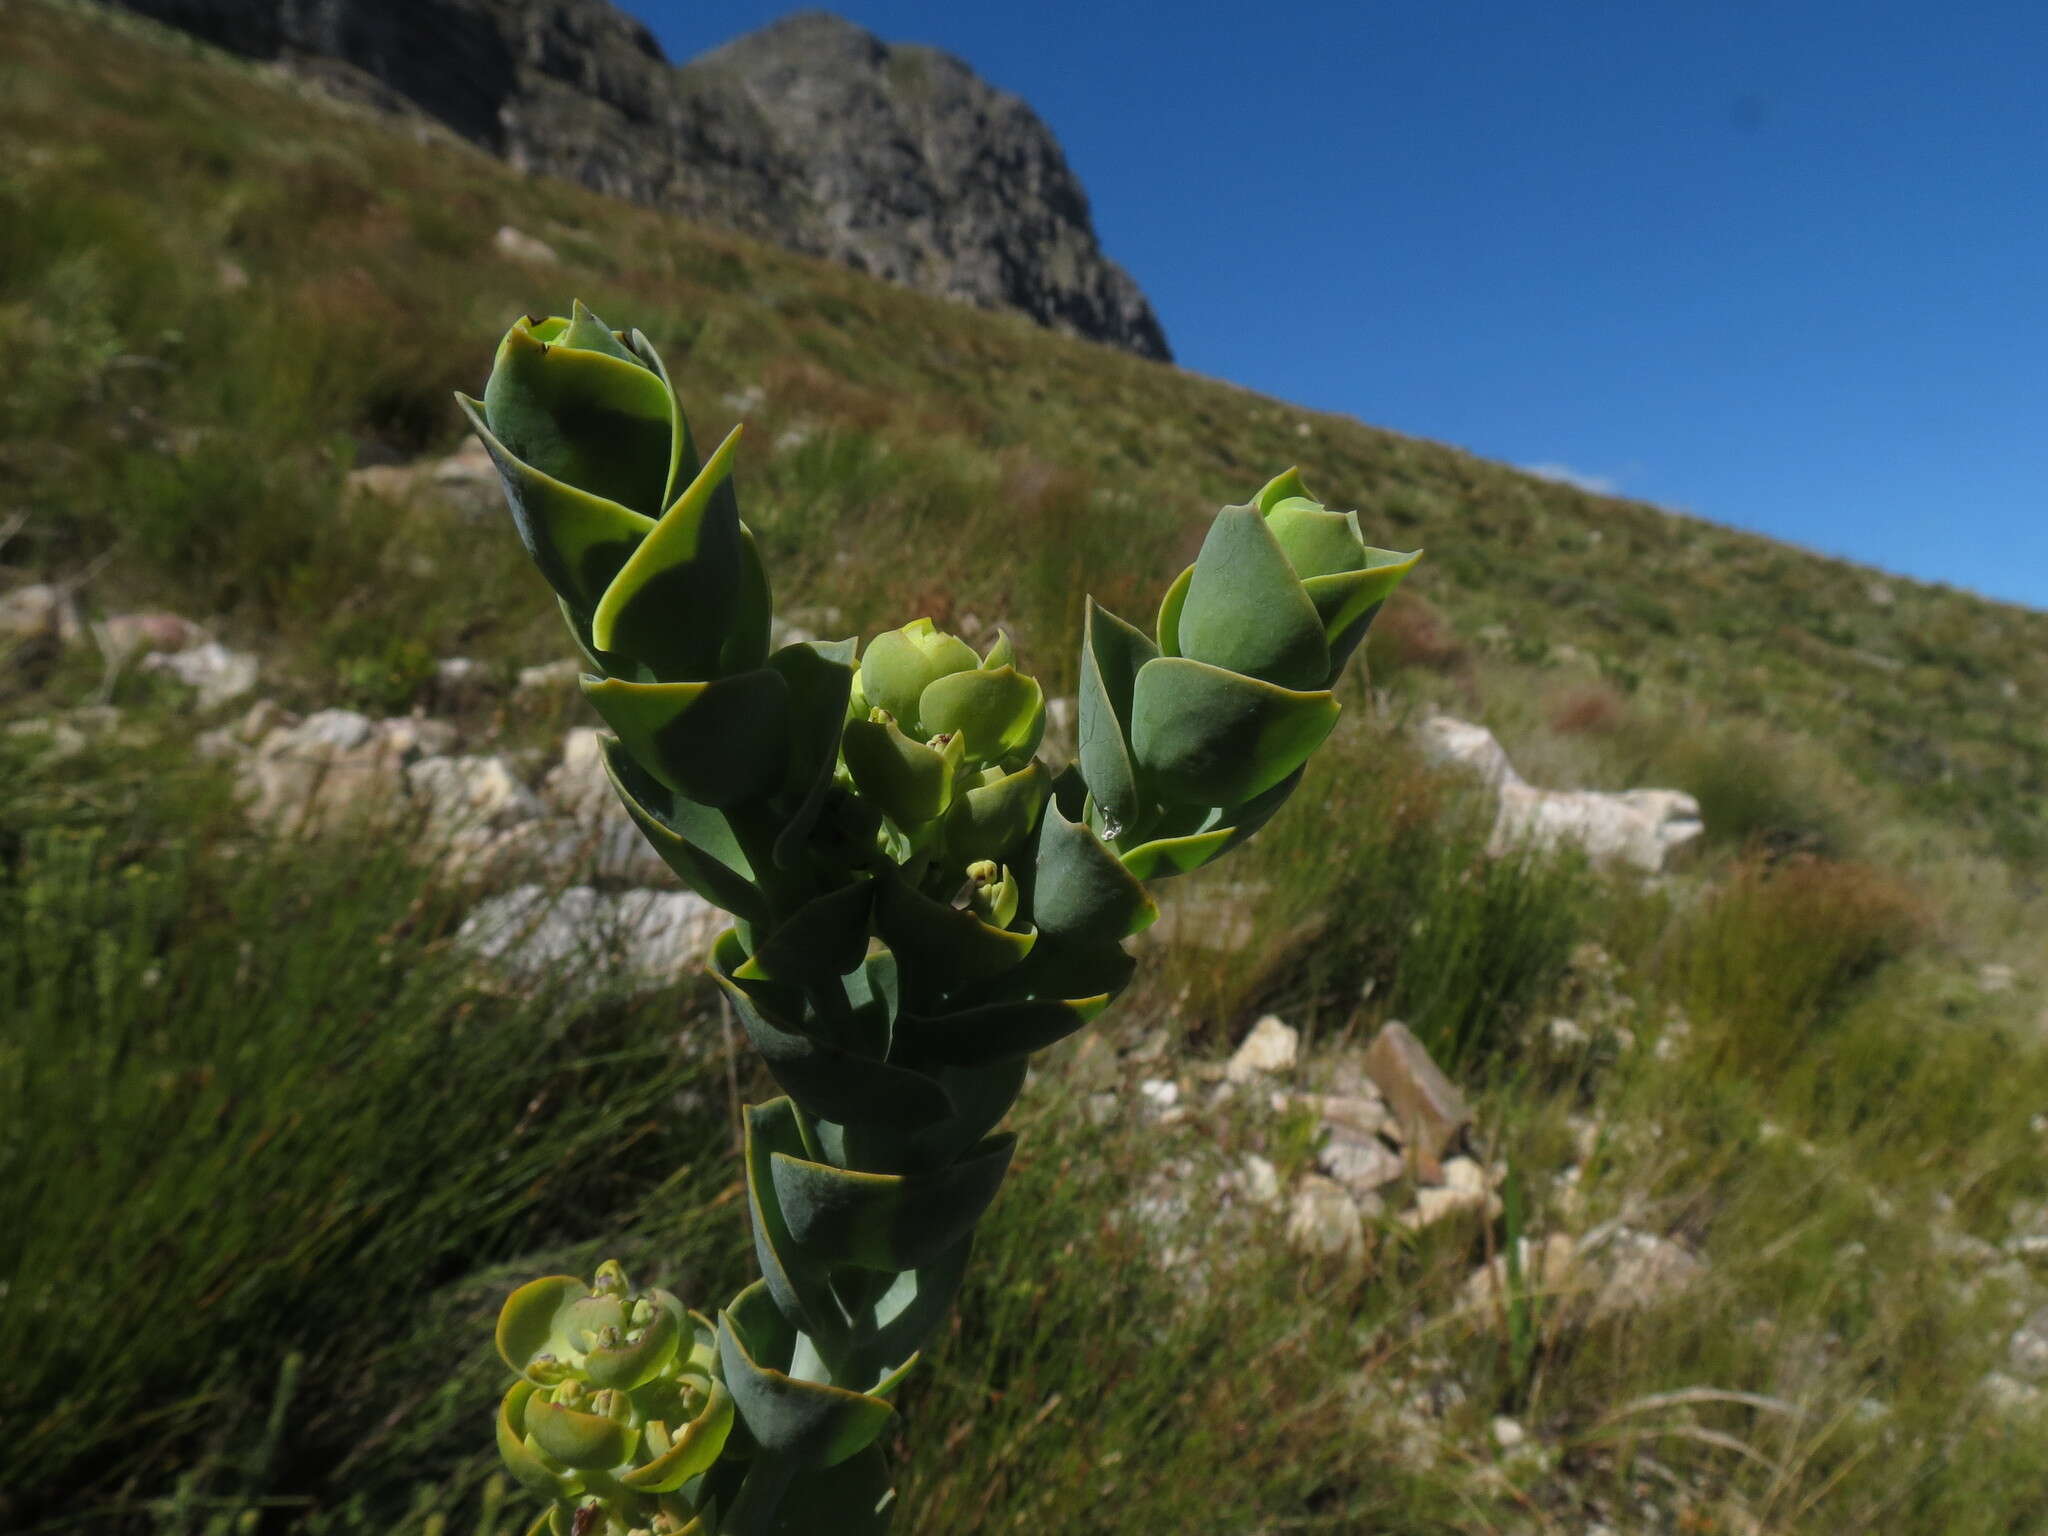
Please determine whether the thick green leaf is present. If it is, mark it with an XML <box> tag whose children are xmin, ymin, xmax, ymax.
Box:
<box><xmin>458</xmin><ymin>394</ymin><xmax>652</xmax><ymax>613</ymax></box>
<box><xmin>1265</xmin><ymin>498</ymin><xmax>1368</xmax><ymax>580</ymax></box>
<box><xmin>1118</xmin><ymin>826</ymin><xmax>1234</xmax><ymax>880</ymax></box>
<box><xmin>583</xmin><ymin>669</ymin><xmax>789</xmax><ymax>809</ymax></box>
<box><xmin>592</xmin><ymin>424</ymin><xmax>746</xmax><ymax>678</ymax></box>
<box><xmin>627</xmin><ymin>325</ymin><xmax>698</xmax><ymax>512</ymax></box>
<box><xmin>496</xmin><ymin>1275</ymin><xmax>586</xmax><ymax>1381</ymax></box>
<box><xmin>735</xmin><ymin>881</ymin><xmax>876</xmax><ymax>990</ymax></box>
<box><xmin>481</xmin><ymin>315</ymin><xmax>673</xmax><ymax>518</ymax></box>
<box><xmin>1155</xmin><ymin>563</ymin><xmax>1192</xmax><ymax>656</ymax></box>
<box><xmin>1252</xmin><ymin>466</ymin><xmax>1310</xmax><ymax>513</ymax></box>
<box><xmin>495</xmin><ymin>1383</ymin><xmax>572</xmax><ymax>1497</ymax></box>
<box><xmin>916</xmin><ymin>666</ymin><xmax>1043</xmax><ymax>763</ymax></box>
<box><xmin>744</xmin><ymin>1099</ymin><xmax>850</xmax><ymax>1354</ymax></box>
<box><xmin>1031</xmin><ymin>804</ymin><xmax>1157</xmax><ymax>940</ymax></box>
<box><xmin>770</xmin><ymin>1133</ymin><xmax>1014</xmax><ymax>1271</ymax></box>
<box><xmin>768</xmin><ymin>637</ymin><xmax>858</xmax><ymax>869</ymax></box>
<box><xmin>841</xmin><ymin>716</ymin><xmax>959</xmax><ymax>828</ymax></box>
<box><xmin>558</xmin><ymin>299</ymin><xmax>639</xmax><ymax>363</ymax></box>
<box><xmin>1077</xmin><ymin>600</ymin><xmax>1158</xmax><ymax>838</ymax></box>
<box><xmin>893</xmin><ymin>995</ymin><xmax>1109</xmax><ymax>1068</ymax></box>
<box><xmin>858</xmin><ymin>620</ymin><xmax>979</xmax><ymax>734</ymax></box>
<box><xmin>1174</xmin><ymin>506</ymin><xmax>1330</xmax><ymax>690</ymax></box>
<box><xmin>714</xmin><ymin>955</ymin><xmax>954</xmax><ymax>1130</ymax></box>
<box><xmin>718</xmin><ymin>1286</ymin><xmax>901</xmax><ymax>1469</ymax></box>
<box><xmin>524</xmin><ymin>1393</ymin><xmax>633</xmax><ymax>1471</ymax></box>
<box><xmin>582</xmin><ymin>1295</ymin><xmax>682</xmax><ymax>1390</ymax></box>
<box><xmin>620</xmin><ymin>1379</ymin><xmax>734</xmax><ymax>1491</ymax></box>
<box><xmin>721</xmin><ymin>526</ymin><xmax>775</xmax><ymax>675</ymax></box>
<box><xmin>1129</xmin><ymin>656</ymin><xmax>1340</xmax><ymax>807</ymax></box>
<box><xmin>872</xmin><ymin>874</ymin><xmax>1036</xmax><ymax>999</ymax></box>
<box><xmin>941</xmin><ymin>760</ymin><xmax>1048</xmax><ymax>869</ymax></box>
<box><xmin>1299</xmin><ymin>545</ymin><xmax>1421</xmax><ymax>658</ymax></box>
<box><xmin>601</xmin><ymin>737</ymin><xmax>768</xmax><ymax>926</ymax></box>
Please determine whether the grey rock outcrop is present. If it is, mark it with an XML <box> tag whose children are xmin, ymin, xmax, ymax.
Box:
<box><xmin>101</xmin><ymin>1</ymin><xmax>1171</xmax><ymax>360</ymax></box>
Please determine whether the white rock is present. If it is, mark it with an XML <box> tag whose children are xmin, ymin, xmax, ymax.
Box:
<box><xmin>1237</xmin><ymin>1153</ymin><xmax>1282</xmax><ymax>1210</ymax></box>
<box><xmin>493</xmin><ymin>225</ymin><xmax>559</xmax><ymax>264</ymax></box>
<box><xmin>1547</xmin><ymin>1016</ymin><xmax>1591</xmax><ymax>1051</ymax></box>
<box><xmin>1490</xmin><ymin>1416</ymin><xmax>1526</xmax><ymax>1450</ymax></box>
<box><xmin>143</xmin><ymin>641</ymin><xmax>260</xmax><ymax>710</ymax></box>
<box><xmin>1461</xmin><ymin>1233</ymin><xmax>1583</xmax><ymax>1315</ymax></box>
<box><xmin>237</xmin><ymin>709</ymin><xmax>438</xmax><ymax>834</ymax></box>
<box><xmin>456</xmin><ymin>884</ymin><xmax>724</xmax><ymax>998</ymax></box>
<box><xmin>1400</xmin><ymin>1183</ymin><xmax>1502</xmax><ymax>1231</ymax></box>
<box><xmin>1417</xmin><ymin>714</ymin><xmax>1704</xmax><ymax>873</ymax></box>
<box><xmin>1417</xmin><ymin>715</ymin><xmax>1518</xmax><ymax>786</ymax></box>
<box><xmin>1979</xmin><ymin>963</ymin><xmax>2017</xmax><ymax>995</ymax></box>
<box><xmin>1496</xmin><ymin>779</ymin><xmax>1704</xmax><ymax>873</ymax></box>
<box><xmin>2009</xmin><ymin>1305</ymin><xmax>2048</xmax><ymax>1381</ymax></box>
<box><xmin>0</xmin><ymin>583</ymin><xmax>83</xmax><ymax>649</ymax></box>
<box><xmin>1320</xmin><ymin>1135</ymin><xmax>1404</xmax><ymax>1197</ymax></box>
<box><xmin>405</xmin><ymin>755</ymin><xmax>544</xmax><ymax>837</ymax></box>
<box><xmin>517</xmin><ymin>658</ymin><xmax>585</xmax><ymax>695</ymax></box>
<box><xmin>1592</xmin><ymin>1228</ymin><xmax>1707</xmax><ymax>1314</ymax></box>
<box><xmin>1227</xmin><ymin>1015</ymin><xmax>1300</xmax><ymax>1083</ymax></box>
<box><xmin>1441</xmin><ymin>1156</ymin><xmax>1493</xmax><ymax>1195</ymax></box>
<box><xmin>97</xmin><ymin>611</ymin><xmax>207</xmax><ymax>660</ymax></box>
<box><xmin>1285</xmin><ymin>1174</ymin><xmax>1368</xmax><ymax>1276</ymax></box>
<box><xmin>1137</xmin><ymin>1078</ymin><xmax>1180</xmax><ymax>1112</ymax></box>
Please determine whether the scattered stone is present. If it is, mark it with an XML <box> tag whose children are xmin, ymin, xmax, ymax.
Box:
<box><xmin>1419</xmin><ymin>713</ymin><xmax>1703</xmax><ymax>873</ymax></box>
<box><xmin>1320</xmin><ymin>1134</ymin><xmax>1403</xmax><ymax>1197</ymax></box>
<box><xmin>216</xmin><ymin>256</ymin><xmax>250</xmax><ymax>291</ymax></box>
<box><xmin>2008</xmin><ymin>1305</ymin><xmax>2048</xmax><ymax>1382</ymax></box>
<box><xmin>1546</xmin><ymin>1016</ymin><xmax>1591</xmax><ymax>1051</ymax></box>
<box><xmin>1235</xmin><ymin>1153</ymin><xmax>1283</xmax><ymax>1210</ymax></box>
<box><xmin>1137</xmin><ymin>1078</ymin><xmax>1181</xmax><ymax>1119</ymax></box>
<box><xmin>405</xmin><ymin>754</ymin><xmax>544</xmax><ymax>838</ymax></box>
<box><xmin>237</xmin><ymin>708</ymin><xmax>448</xmax><ymax>834</ymax></box>
<box><xmin>1979</xmin><ymin>963</ymin><xmax>2017</xmax><ymax>995</ymax></box>
<box><xmin>1363</xmin><ymin>1022</ymin><xmax>1472</xmax><ymax>1179</ymax></box>
<box><xmin>142</xmin><ymin>641</ymin><xmax>260</xmax><ymax>710</ymax></box>
<box><xmin>0</xmin><ymin>583</ymin><xmax>83</xmax><ymax>651</ymax></box>
<box><xmin>432</xmin><ymin>657</ymin><xmax>501</xmax><ymax>708</ymax></box>
<box><xmin>1981</xmin><ymin>1371</ymin><xmax>2045</xmax><ymax>1416</ymax></box>
<box><xmin>1305</xmin><ymin>1092</ymin><xmax>1399</xmax><ymax>1145</ymax></box>
<box><xmin>5</xmin><ymin>705</ymin><xmax>128</xmax><ymax>760</ymax></box>
<box><xmin>493</xmin><ymin>225</ymin><xmax>559</xmax><ymax>265</ymax></box>
<box><xmin>1285</xmin><ymin>1174</ymin><xmax>1368</xmax><ymax>1277</ymax></box>
<box><xmin>1417</xmin><ymin>715</ymin><xmax>1517</xmax><ymax>786</ymax></box>
<box><xmin>457</xmin><ymin>884</ymin><xmax>724</xmax><ymax>999</ymax></box>
<box><xmin>97</xmin><ymin>610</ymin><xmax>206</xmax><ymax>661</ymax></box>
<box><xmin>1461</xmin><ymin>1234</ymin><xmax>1583</xmax><ymax>1316</ymax></box>
<box><xmin>1401</xmin><ymin>1182</ymin><xmax>1502</xmax><ymax>1231</ymax></box>
<box><xmin>1590</xmin><ymin>1228</ymin><xmax>1707</xmax><ymax>1314</ymax></box>
<box><xmin>517</xmin><ymin>658</ymin><xmax>585</xmax><ymax>696</ymax></box>
<box><xmin>1490</xmin><ymin>1416</ymin><xmax>1526</xmax><ymax>1451</ymax></box>
<box><xmin>1227</xmin><ymin>1015</ymin><xmax>1299</xmax><ymax>1083</ymax></box>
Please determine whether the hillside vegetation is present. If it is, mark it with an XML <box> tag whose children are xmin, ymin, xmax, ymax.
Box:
<box><xmin>4</xmin><ymin>2</ymin><xmax>2047</xmax><ymax>1532</ymax></box>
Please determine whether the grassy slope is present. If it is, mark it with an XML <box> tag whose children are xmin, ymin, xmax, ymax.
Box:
<box><xmin>6</xmin><ymin>3</ymin><xmax>2048</xmax><ymax>1533</ymax></box>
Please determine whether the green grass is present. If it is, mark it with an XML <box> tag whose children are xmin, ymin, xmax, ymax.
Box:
<box><xmin>5</xmin><ymin>1</ymin><xmax>2048</xmax><ymax>1530</ymax></box>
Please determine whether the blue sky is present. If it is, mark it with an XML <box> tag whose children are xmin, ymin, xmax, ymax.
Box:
<box><xmin>639</xmin><ymin>3</ymin><xmax>2048</xmax><ymax>610</ymax></box>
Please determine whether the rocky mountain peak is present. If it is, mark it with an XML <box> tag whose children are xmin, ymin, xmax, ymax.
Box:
<box><xmin>100</xmin><ymin>0</ymin><xmax>1171</xmax><ymax>360</ymax></box>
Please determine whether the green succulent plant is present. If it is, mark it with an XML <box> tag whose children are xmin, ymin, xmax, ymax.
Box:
<box><xmin>462</xmin><ymin>303</ymin><xmax>1418</xmax><ymax>1534</ymax></box>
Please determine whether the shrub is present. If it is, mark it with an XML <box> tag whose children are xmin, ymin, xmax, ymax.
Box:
<box><xmin>1678</xmin><ymin>853</ymin><xmax>1927</xmax><ymax>1078</ymax></box>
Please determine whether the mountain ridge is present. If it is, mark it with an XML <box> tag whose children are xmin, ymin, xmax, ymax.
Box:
<box><xmin>97</xmin><ymin>0</ymin><xmax>1172</xmax><ymax>360</ymax></box>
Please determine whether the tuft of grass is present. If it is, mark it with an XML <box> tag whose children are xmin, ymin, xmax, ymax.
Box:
<box><xmin>1676</xmin><ymin>853</ymin><xmax>1927</xmax><ymax>1078</ymax></box>
<box><xmin>0</xmin><ymin>761</ymin><xmax>738</xmax><ymax>1529</ymax></box>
